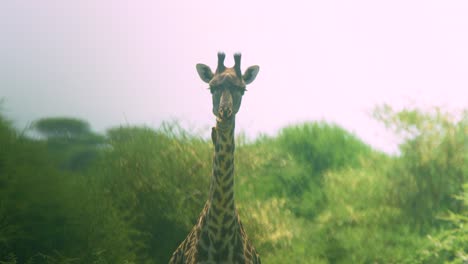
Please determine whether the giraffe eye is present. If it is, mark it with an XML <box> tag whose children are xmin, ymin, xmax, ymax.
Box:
<box><xmin>233</xmin><ymin>86</ymin><xmax>245</xmax><ymax>95</ymax></box>
<box><xmin>209</xmin><ymin>86</ymin><xmax>220</xmax><ymax>94</ymax></box>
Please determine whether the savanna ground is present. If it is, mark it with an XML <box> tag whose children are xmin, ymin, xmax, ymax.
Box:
<box><xmin>0</xmin><ymin>104</ymin><xmax>466</xmax><ymax>263</ymax></box>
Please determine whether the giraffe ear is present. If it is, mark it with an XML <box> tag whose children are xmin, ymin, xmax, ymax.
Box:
<box><xmin>196</xmin><ymin>64</ymin><xmax>214</xmax><ymax>83</ymax></box>
<box><xmin>243</xmin><ymin>66</ymin><xmax>259</xmax><ymax>85</ymax></box>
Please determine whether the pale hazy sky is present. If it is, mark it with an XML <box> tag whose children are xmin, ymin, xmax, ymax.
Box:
<box><xmin>1</xmin><ymin>1</ymin><xmax>467</xmax><ymax>153</ymax></box>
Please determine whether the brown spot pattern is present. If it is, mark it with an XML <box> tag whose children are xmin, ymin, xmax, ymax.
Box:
<box><xmin>170</xmin><ymin>54</ymin><xmax>260</xmax><ymax>262</ymax></box>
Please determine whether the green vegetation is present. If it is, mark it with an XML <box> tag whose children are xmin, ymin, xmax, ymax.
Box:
<box><xmin>0</xmin><ymin>105</ymin><xmax>466</xmax><ymax>263</ymax></box>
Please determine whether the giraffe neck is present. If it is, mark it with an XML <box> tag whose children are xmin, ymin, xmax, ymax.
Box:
<box><xmin>206</xmin><ymin>118</ymin><xmax>237</xmax><ymax>241</ymax></box>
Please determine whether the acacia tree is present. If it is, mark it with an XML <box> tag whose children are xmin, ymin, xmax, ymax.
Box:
<box><xmin>32</xmin><ymin>117</ymin><xmax>105</xmax><ymax>171</ymax></box>
<box><xmin>33</xmin><ymin>117</ymin><xmax>90</xmax><ymax>139</ymax></box>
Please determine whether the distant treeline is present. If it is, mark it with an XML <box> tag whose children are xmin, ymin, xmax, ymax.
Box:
<box><xmin>0</xmin><ymin>105</ymin><xmax>466</xmax><ymax>263</ymax></box>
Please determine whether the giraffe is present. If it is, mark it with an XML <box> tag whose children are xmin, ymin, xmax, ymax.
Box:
<box><xmin>169</xmin><ymin>52</ymin><xmax>260</xmax><ymax>264</ymax></box>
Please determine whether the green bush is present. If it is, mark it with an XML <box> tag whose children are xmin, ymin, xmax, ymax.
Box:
<box><xmin>1</xmin><ymin>105</ymin><xmax>466</xmax><ymax>263</ymax></box>
<box><xmin>314</xmin><ymin>164</ymin><xmax>423</xmax><ymax>263</ymax></box>
<box><xmin>92</xmin><ymin>123</ymin><xmax>212</xmax><ymax>262</ymax></box>
<box><xmin>31</xmin><ymin>117</ymin><xmax>105</xmax><ymax>172</ymax></box>
<box><xmin>0</xmin><ymin>114</ymin><xmax>136</xmax><ymax>263</ymax></box>
<box><xmin>276</xmin><ymin>122</ymin><xmax>372</xmax><ymax>174</ymax></box>
<box><xmin>415</xmin><ymin>184</ymin><xmax>468</xmax><ymax>264</ymax></box>
<box><xmin>261</xmin><ymin>122</ymin><xmax>373</xmax><ymax>218</ymax></box>
<box><xmin>375</xmin><ymin>106</ymin><xmax>468</xmax><ymax>229</ymax></box>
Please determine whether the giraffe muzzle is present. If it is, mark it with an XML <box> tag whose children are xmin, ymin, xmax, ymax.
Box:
<box><xmin>219</xmin><ymin>106</ymin><xmax>233</xmax><ymax>119</ymax></box>
<box><xmin>218</xmin><ymin>90</ymin><xmax>233</xmax><ymax>120</ymax></box>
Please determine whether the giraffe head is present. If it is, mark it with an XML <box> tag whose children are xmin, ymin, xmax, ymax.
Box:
<box><xmin>196</xmin><ymin>52</ymin><xmax>259</xmax><ymax>122</ymax></box>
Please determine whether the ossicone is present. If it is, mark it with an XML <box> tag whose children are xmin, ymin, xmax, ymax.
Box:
<box><xmin>216</xmin><ymin>52</ymin><xmax>226</xmax><ymax>73</ymax></box>
<box><xmin>234</xmin><ymin>53</ymin><xmax>242</xmax><ymax>77</ymax></box>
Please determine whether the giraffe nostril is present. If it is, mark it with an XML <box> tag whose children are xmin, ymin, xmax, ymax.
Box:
<box><xmin>219</xmin><ymin>107</ymin><xmax>232</xmax><ymax>119</ymax></box>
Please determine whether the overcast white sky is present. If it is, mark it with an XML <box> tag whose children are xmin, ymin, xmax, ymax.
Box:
<box><xmin>1</xmin><ymin>1</ymin><xmax>467</xmax><ymax>153</ymax></box>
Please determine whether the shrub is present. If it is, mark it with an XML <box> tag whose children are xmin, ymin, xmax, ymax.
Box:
<box><xmin>0</xmin><ymin>114</ymin><xmax>136</xmax><ymax>263</ymax></box>
<box><xmin>315</xmin><ymin>164</ymin><xmax>423</xmax><ymax>263</ymax></box>
<box><xmin>375</xmin><ymin>106</ymin><xmax>468</xmax><ymax>229</ymax></box>
<box><xmin>93</xmin><ymin>123</ymin><xmax>212</xmax><ymax>262</ymax></box>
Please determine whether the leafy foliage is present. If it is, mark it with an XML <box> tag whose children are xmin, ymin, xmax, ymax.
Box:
<box><xmin>31</xmin><ymin>117</ymin><xmax>105</xmax><ymax>172</ymax></box>
<box><xmin>1</xmin><ymin>105</ymin><xmax>466</xmax><ymax>263</ymax></box>
<box><xmin>33</xmin><ymin>117</ymin><xmax>91</xmax><ymax>139</ymax></box>
<box><xmin>415</xmin><ymin>184</ymin><xmax>468</xmax><ymax>264</ymax></box>
<box><xmin>375</xmin><ymin>105</ymin><xmax>467</xmax><ymax>229</ymax></box>
<box><xmin>93</xmin><ymin>123</ymin><xmax>212</xmax><ymax>262</ymax></box>
<box><xmin>254</xmin><ymin>122</ymin><xmax>374</xmax><ymax>218</ymax></box>
<box><xmin>277</xmin><ymin>122</ymin><xmax>372</xmax><ymax>173</ymax></box>
<box><xmin>0</xmin><ymin>114</ymin><xmax>136</xmax><ymax>263</ymax></box>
